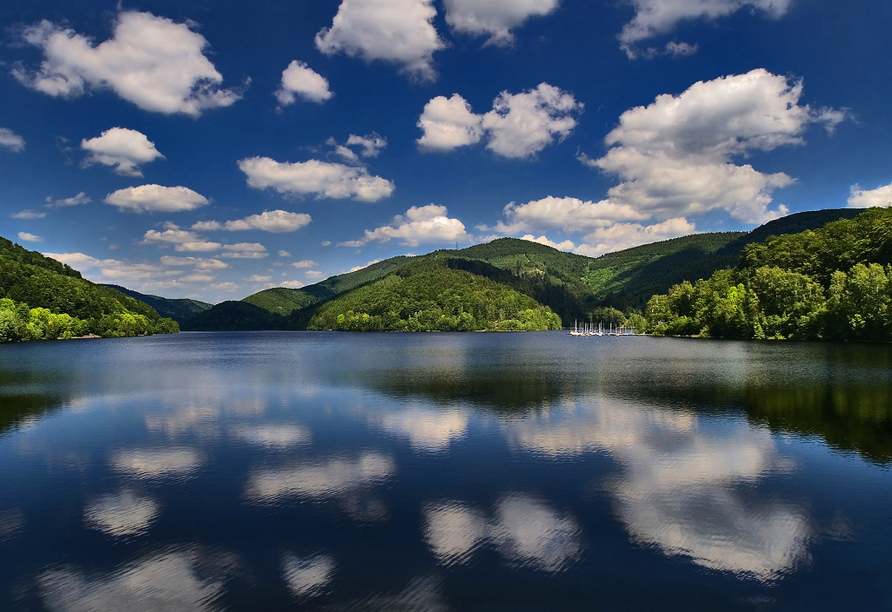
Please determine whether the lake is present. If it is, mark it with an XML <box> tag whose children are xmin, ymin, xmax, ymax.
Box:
<box><xmin>1</xmin><ymin>331</ymin><xmax>891</xmax><ymax>611</ymax></box>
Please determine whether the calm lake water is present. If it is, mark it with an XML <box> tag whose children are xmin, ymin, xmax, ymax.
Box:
<box><xmin>1</xmin><ymin>331</ymin><xmax>891</xmax><ymax>611</ymax></box>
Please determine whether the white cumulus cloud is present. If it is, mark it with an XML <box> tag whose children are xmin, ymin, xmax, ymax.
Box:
<box><xmin>341</xmin><ymin>204</ymin><xmax>471</xmax><ymax>247</ymax></box>
<box><xmin>239</xmin><ymin>157</ymin><xmax>394</xmax><ymax>202</ymax></box>
<box><xmin>13</xmin><ymin>11</ymin><xmax>244</xmax><ymax>116</ymax></box>
<box><xmin>848</xmin><ymin>183</ymin><xmax>892</xmax><ymax>208</ymax></box>
<box><xmin>275</xmin><ymin>60</ymin><xmax>333</xmax><ymax>107</ymax></box>
<box><xmin>81</xmin><ymin>127</ymin><xmax>164</xmax><ymax>177</ymax></box>
<box><xmin>493</xmin><ymin>196</ymin><xmax>648</xmax><ymax>234</ymax></box>
<box><xmin>193</xmin><ymin>210</ymin><xmax>312</xmax><ymax>233</ymax></box>
<box><xmin>582</xmin><ymin>69</ymin><xmax>845</xmax><ymax>224</ymax></box>
<box><xmin>0</xmin><ymin>127</ymin><xmax>25</xmax><ymax>152</ymax></box>
<box><xmin>315</xmin><ymin>0</ymin><xmax>445</xmax><ymax>81</ymax></box>
<box><xmin>105</xmin><ymin>185</ymin><xmax>209</xmax><ymax>213</ymax></box>
<box><xmin>220</xmin><ymin>243</ymin><xmax>268</xmax><ymax>259</ymax></box>
<box><xmin>142</xmin><ymin>226</ymin><xmax>222</xmax><ymax>252</ymax></box>
<box><xmin>418</xmin><ymin>84</ymin><xmax>582</xmax><ymax>158</ymax></box>
<box><xmin>444</xmin><ymin>0</ymin><xmax>560</xmax><ymax>46</ymax></box>
<box><xmin>159</xmin><ymin>256</ymin><xmax>228</xmax><ymax>270</ymax></box>
<box><xmin>575</xmin><ymin>217</ymin><xmax>697</xmax><ymax>255</ymax></box>
<box><xmin>18</xmin><ymin>232</ymin><xmax>43</xmax><ymax>243</ymax></box>
<box><xmin>417</xmin><ymin>94</ymin><xmax>484</xmax><ymax>152</ymax></box>
<box><xmin>619</xmin><ymin>0</ymin><xmax>792</xmax><ymax>58</ymax></box>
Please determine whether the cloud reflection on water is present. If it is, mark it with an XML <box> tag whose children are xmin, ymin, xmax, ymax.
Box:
<box><xmin>504</xmin><ymin>398</ymin><xmax>811</xmax><ymax>580</ymax></box>
<box><xmin>282</xmin><ymin>553</ymin><xmax>336</xmax><ymax>598</ymax></box>
<box><xmin>231</xmin><ymin>424</ymin><xmax>311</xmax><ymax>449</ymax></box>
<box><xmin>244</xmin><ymin>452</ymin><xmax>395</xmax><ymax>504</ymax></box>
<box><xmin>83</xmin><ymin>489</ymin><xmax>160</xmax><ymax>538</ymax></box>
<box><xmin>376</xmin><ymin>405</ymin><xmax>469</xmax><ymax>452</ymax></box>
<box><xmin>110</xmin><ymin>448</ymin><xmax>203</xmax><ymax>479</ymax></box>
<box><xmin>424</xmin><ymin>495</ymin><xmax>580</xmax><ymax>572</ymax></box>
<box><xmin>38</xmin><ymin>548</ymin><xmax>232</xmax><ymax>612</ymax></box>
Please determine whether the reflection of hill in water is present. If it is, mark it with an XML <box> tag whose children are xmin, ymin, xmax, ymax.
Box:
<box><xmin>0</xmin><ymin>393</ymin><xmax>65</xmax><ymax>437</ymax></box>
<box><xmin>599</xmin><ymin>371</ymin><xmax>892</xmax><ymax>465</ymax></box>
<box><xmin>0</xmin><ymin>371</ymin><xmax>66</xmax><ymax>437</ymax></box>
<box><xmin>354</xmin><ymin>367</ymin><xmax>570</xmax><ymax>412</ymax></box>
<box><xmin>354</xmin><ymin>348</ymin><xmax>892</xmax><ymax>465</ymax></box>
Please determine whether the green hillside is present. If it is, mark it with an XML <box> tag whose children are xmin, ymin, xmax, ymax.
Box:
<box><xmin>0</xmin><ymin>236</ymin><xmax>179</xmax><ymax>341</ymax></box>
<box><xmin>304</xmin><ymin>258</ymin><xmax>561</xmax><ymax>332</ymax></box>
<box><xmin>180</xmin><ymin>301</ymin><xmax>279</xmax><ymax>331</ymax></box>
<box><xmin>241</xmin><ymin>255</ymin><xmax>416</xmax><ymax>315</ymax></box>
<box><xmin>645</xmin><ymin>207</ymin><xmax>892</xmax><ymax>341</ymax></box>
<box><xmin>181</xmin><ymin>208</ymin><xmax>870</xmax><ymax>332</ymax></box>
<box><xmin>103</xmin><ymin>284</ymin><xmax>212</xmax><ymax>324</ymax></box>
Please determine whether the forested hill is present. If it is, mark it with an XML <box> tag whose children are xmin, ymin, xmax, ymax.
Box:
<box><xmin>645</xmin><ymin>207</ymin><xmax>892</xmax><ymax>341</ymax></box>
<box><xmin>0</xmin><ymin>237</ymin><xmax>179</xmax><ymax>342</ymax></box>
<box><xmin>103</xmin><ymin>284</ymin><xmax>212</xmax><ymax>324</ymax></box>
<box><xmin>301</xmin><ymin>258</ymin><xmax>562</xmax><ymax>332</ymax></box>
<box><xmin>182</xmin><ymin>207</ymin><xmax>867</xmax><ymax>332</ymax></box>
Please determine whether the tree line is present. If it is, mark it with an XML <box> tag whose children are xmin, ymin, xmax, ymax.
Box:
<box><xmin>644</xmin><ymin>208</ymin><xmax>892</xmax><ymax>341</ymax></box>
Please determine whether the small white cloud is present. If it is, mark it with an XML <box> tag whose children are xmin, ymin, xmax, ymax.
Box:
<box><xmin>444</xmin><ymin>0</ymin><xmax>559</xmax><ymax>46</ymax></box>
<box><xmin>417</xmin><ymin>84</ymin><xmax>582</xmax><ymax>158</ymax></box>
<box><xmin>18</xmin><ymin>232</ymin><xmax>43</xmax><ymax>243</ymax></box>
<box><xmin>239</xmin><ymin>157</ymin><xmax>394</xmax><ymax>202</ymax></box>
<box><xmin>665</xmin><ymin>40</ymin><xmax>698</xmax><ymax>57</ymax></box>
<box><xmin>520</xmin><ymin>234</ymin><xmax>576</xmax><ymax>251</ymax></box>
<box><xmin>320</xmin><ymin>240</ymin><xmax>332</xmax><ymax>247</ymax></box>
<box><xmin>220</xmin><ymin>243</ymin><xmax>268</xmax><ymax>259</ymax></box>
<box><xmin>0</xmin><ymin>127</ymin><xmax>25</xmax><ymax>152</ymax></box>
<box><xmin>576</xmin><ymin>218</ymin><xmax>697</xmax><ymax>256</ymax></box>
<box><xmin>81</xmin><ymin>127</ymin><xmax>164</xmax><ymax>177</ymax></box>
<box><xmin>248</xmin><ymin>275</ymin><xmax>272</xmax><ymax>282</ymax></box>
<box><xmin>46</xmin><ymin>192</ymin><xmax>91</xmax><ymax>208</ymax></box>
<box><xmin>11</xmin><ymin>209</ymin><xmax>46</xmax><ymax>219</ymax></box>
<box><xmin>159</xmin><ymin>256</ymin><xmax>228</xmax><ymax>270</ymax></box>
<box><xmin>417</xmin><ymin>94</ymin><xmax>484</xmax><ymax>152</ymax></box>
<box><xmin>194</xmin><ymin>210</ymin><xmax>312</xmax><ymax>233</ymax></box>
<box><xmin>14</xmin><ymin>12</ymin><xmax>244</xmax><ymax>116</ymax></box>
<box><xmin>349</xmin><ymin>258</ymin><xmax>382</xmax><ymax>272</ymax></box>
<box><xmin>482</xmin><ymin>83</ymin><xmax>583</xmax><ymax>158</ymax></box>
<box><xmin>493</xmin><ymin>196</ymin><xmax>648</xmax><ymax>234</ymax></box>
<box><xmin>341</xmin><ymin>204</ymin><xmax>470</xmax><ymax>247</ymax></box>
<box><xmin>291</xmin><ymin>260</ymin><xmax>317</xmax><ymax>268</ymax></box>
<box><xmin>848</xmin><ymin>183</ymin><xmax>892</xmax><ymax>208</ymax></box>
<box><xmin>142</xmin><ymin>228</ymin><xmax>222</xmax><ymax>252</ymax></box>
<box><xmin>105</xmin><ymin>185</ymin><xmax>209</xmax><ymax>213</ymax></box>
<box><xmin>619</xmin><ymin>0</ymin><xmax>792</xmax><ymax>58</ymax></box>
<box><xmin>345</xmin><ymin>133</ymin><xmax>387</xmax><ymax>158</ymax></box>
<box><xmin>281</xmin><ymin>280</ymin><xmax>305</xmax><ymax>288</ymax></box>
<box><xmin>278</xmin><ymin>250</ymin><xmax>291</xmax><ymax>257</ymax></box>
<box><xmin>304</xmin><ymin>270</ymin><xmax>325</xmax><ymax>279</ymax></box>
<box><xmin>210</xmin><ymin>282</ymin><xmax>239</xmax><ymax>291</ymax></box>
<box><xmin>315</xmin><ymin>0</ymin><xmax>445</xmax><ymax>81</ymax></box>
<box><xmin>275</xmin><ymin>60</ymin><xmax>333</xmax><ymax>107</ymax></box>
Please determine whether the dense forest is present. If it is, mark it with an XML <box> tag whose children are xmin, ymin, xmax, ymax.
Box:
<box><xmin>645</xmin><ymin>207</ymin><xmax>892</xmax><ymax>341</ymax></box>
<box><xmin>0</xmin><ymin>237</ymin><xmax>179</xmax><ymax>342</ymax></box>
<box><xmin>305</xmin><ymin>259</ymin><xmax>561</xmax><ymax>331</ymax></box>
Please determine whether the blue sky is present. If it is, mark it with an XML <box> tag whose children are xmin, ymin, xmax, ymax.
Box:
<box><xmin>1</xmin><ymin>0</ymin><xmax>891</xmax><ymax>303</ymax></box>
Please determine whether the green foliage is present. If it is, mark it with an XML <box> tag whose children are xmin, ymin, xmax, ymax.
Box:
<box><xmin>103</xmin><ymin>284</ymin><xmax>212</xmax><ymax>324</ymax></box>
<box><xmin>306</xmin><ymin>259</ymin><xmax>561</xmax><ymax>332</ymax></box>
<box><xmin>0</xmin><ymin>238</ymin><xmax>179</xmax><ymax>341</ymax></box>
<box><xmin>645</xmin><ymin>207</ymin><xmax>892</xmax><ymax>342</ymax></box>
<box><xmin>180</xmin><ymin>301</ymin><xmax>282</xmax><ymax>331</ymax></box>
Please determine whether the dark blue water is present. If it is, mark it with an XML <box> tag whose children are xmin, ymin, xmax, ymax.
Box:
<box><xmin>1</xmin><ymin>331</ymin><xmax>891</xmax><ymax>611</ymax></box>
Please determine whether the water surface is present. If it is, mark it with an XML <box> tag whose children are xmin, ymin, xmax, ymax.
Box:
<box><xmin>1</xmin><ymin>331</ymin><xmax>891</xmax><ymax>610</ymax></box>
